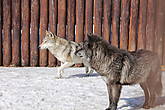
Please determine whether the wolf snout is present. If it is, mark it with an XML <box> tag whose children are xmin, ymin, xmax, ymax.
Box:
<box><xmin>38</xmin><ymin>45</ymin><xmax>43</xmax><ymax>49</ymax></box>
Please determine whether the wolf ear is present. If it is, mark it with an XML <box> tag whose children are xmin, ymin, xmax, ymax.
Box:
<box><xmin>53</xmin><ymin>34</ymin><xmax>59</xmax><ymax>39</ymax></box>
<box><xmin>87</xmin><ymin>33</ymin><xmax>93</xmax><ymax>41</ymax></box>
<box><xmin>87</xmin><ymin>33</ymin><xmax>102</xmax><ymax>42</ymax></box>
<box><xmin>45</xmin><ymin>30</ymin><xmax>49</xmax><ymax>35</ymax></box>
<box><xmin>46</xmin><ymin>31</ymin><xmax>55</xmax><ymax>39</ymax></box>
<box><xmin>49</xmin><ymin>31</ymin><xmax>55</xmax><ymax>38</ymax></box>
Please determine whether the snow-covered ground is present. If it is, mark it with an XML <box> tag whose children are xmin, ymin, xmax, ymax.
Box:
<box><xmin>0</xmin><ymin>67</ymin><xmax>164</xmax><ymax>110</ymax></box>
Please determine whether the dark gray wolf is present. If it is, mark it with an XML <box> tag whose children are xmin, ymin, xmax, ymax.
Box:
<box><xmin>39</xmin><ymin>31</ymin><xmax>93</xmax><ymax>78</ymax></box>
<box><xmin>75</xmin><ymin>34</ymin><xmax>162</xmax><ymax>110</ymax></box>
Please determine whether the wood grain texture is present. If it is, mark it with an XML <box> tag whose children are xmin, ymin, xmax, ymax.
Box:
<box><xmin>128</xmin><ymin>0</ymin><xmax>139</xmax><ymax>51</ymax></box>
<box><xmin>48</xmin><ymin>0</ymin><xmax>57</xmax><ymax>67</ymax></box>
<box><xmin>155</xmin><ymin>0</ymin><xmax>165</xmax><ymax>64</ymax></box>
<box><xmin>103</xmin><ymin>0</ymin><xmax>111</xmax><ymax>42</ymax></box>
<box><xmin>111</xmin><ymin>0</ymin><xmax>120</xmax><ymax>47</ymax></box>
<box><xmin>39</xmin><ymin>0</ymin><xmax>48</xmax><ymax>66</ymax></box>
<box><xmin>137</xmin><ymin>0</ymin><xmax>147</xmax><ymax>49</ymax></box>
<box><xmin>94</xmin><ymin>0</ymin><xmax>103</xmax><ymax>36</ymax></box>
<box><xmin>120</xmin><ymin>0</ymin><xmax>130</xmax><ymax>49</ymax></box>
<box><xmin>67</xmin><ymin>0</ymin><xmax>76</xmax><ymax>41</ymax></box>
<box><xmin>57</xmin><ymin>0</ymin><xmax>66</xmax><ymax>38</ymax></box>
<box><xmin>12</xmin><ymin>0</ymin><xmax>21</xmax><ymax>66</ymax></box>
<box><xmin>146</xmin><ymin>0</ymin><xmax>156</xmax><ymax>51</ymax></box>
<box><xmin>0</xmin><ymin>0</ymin><xmax>164</xmax><ymax>67</ymax></box>
<box><xmin>21</xmin><ymin>0</ymin><xmax>30</xmax><ymax>66</ymax></box>
<box><xmin>3</xmin><ymin>0</ymin><xmax>12</xmax><ymax>66</ymax></box>
<box><xmin>0</xmin><ymin>0</ymin><xmax>2</xmax><ymax>65</ymax></box>
<box><xmin>76</xmin><ymin>0</ymin><xmax>85</xmax><ymax>42</ymax></box>
<box><xmin>30</xmin><ymin>0</ymin><xmax>40</xmax><ymax>66</ymax></box>
<box><xmin>85</xmin><ymin>0</ymin><xmax>93</xmax><ymax>39</ymax></box>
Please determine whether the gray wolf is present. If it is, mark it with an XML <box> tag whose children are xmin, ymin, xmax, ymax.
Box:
<box><xmin>75</xmin><ymin>34</ymin><xmax>162</xmax><ymax>110</ymax></box>
<box><xmin>39</xmin><ymin>31</ymin><xmax>93</xmax><ymax>78</ymax></box>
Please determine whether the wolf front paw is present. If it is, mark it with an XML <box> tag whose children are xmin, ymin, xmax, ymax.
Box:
<box><xmin>55</xmin><ymin>76</ymin><xmax>62</xmax><ymax>79</ymax></box>
<box><xmin>105</xmin><ymin>105</ymin><xmax>117</xmax><ymax>110</ymax></box>
<box><xmin>105</xmin><ymin>108</ymin><xmax>117</xmax><ymax>110</ymax></box>
<box><xmin>57</xmin><ymin>69</ymin><xmax>64</xmax><ymax>78</ymax></box>
<box><xmin>105</xmin><ymin>108</ymin><xmax>111</xmax><ymax>110</ymax></box>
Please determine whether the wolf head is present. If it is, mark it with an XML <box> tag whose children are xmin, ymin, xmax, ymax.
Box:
<box><xmin>39</xmin><ymin>31</ymin><xmax>58</xmax><ymax>49</ymax></box>
<box><xmin>75</xmin><ymin>34</ymin><xmax>103</xmax><ymax>61</ymax></box>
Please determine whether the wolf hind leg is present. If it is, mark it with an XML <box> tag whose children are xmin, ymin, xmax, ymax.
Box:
<box><xmin>147</xmin><ymin>73</ymin><xmax>162</xmax><ymax>108</ymax></box>
<box><xmin>140</xmin><ymin>82</ymin><xmax>151</xmax><ymax>109</ymax></box>
<box><xmin>154</xmin><ymin>71</ymin><xmax>163</xmax><ymax>97</ymax></box>
<box><xmin>57</xmin><ymin>62</ymin><xmax>74</xmax><ymax>78</ymax></box>
<box><xmin>147</xmin><ymin>82</ymin><xmax>156</xmax><ymax>108</ymax></box>
<box><xmin>143</xmin><ymin>75</ymin><xmax>158</xmax><ymax>108</ymax></box>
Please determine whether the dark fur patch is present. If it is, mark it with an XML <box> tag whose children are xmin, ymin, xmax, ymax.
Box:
<box><xmin>77</xmin><ymin>34</ymin><xmax>162</xmax><ymax>110</ymax></box>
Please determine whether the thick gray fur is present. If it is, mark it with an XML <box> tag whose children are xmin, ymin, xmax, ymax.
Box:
<box><xmin>75</xmin><ymin>34</ymin><xmax>163</xmax><ymax>110</ymax></box>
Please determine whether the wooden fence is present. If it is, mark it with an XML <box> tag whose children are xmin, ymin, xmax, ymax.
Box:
<box><xmin>0</xmin><ymin>0</ymin><xmax>165</xmax><ymax>68</ymax></box>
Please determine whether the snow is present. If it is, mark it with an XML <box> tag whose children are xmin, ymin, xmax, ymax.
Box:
<box><xmin>0</xmin><ymin>67</ymin><xmax>164</xmax><ymax>110</ymax></box>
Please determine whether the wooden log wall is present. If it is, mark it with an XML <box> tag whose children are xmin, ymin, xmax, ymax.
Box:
<box><xmin>21</xmin><ymin>0</ymin><xmax>30</xmax><ymax>66</ymax></box>
<box><xmin>48</xmin><ymin>0</ymin><xmax>57</xmax><ymax>67</ymax></box>
<box><xmin>0</xmin><ymin>0</ymin><xmax>165</xmax><ymax>68</ymax></box>
<box><xmin>39</xmin><ymin>0</ymin><xmax>48</xmax><ymax>67</ymax></box>
<box><xmin>0</xmin><ymin>0</ymin><xmax>2</xmax><ymax>65</ymax></box>
<box><xmin>12</xmin><ymin>0</ymin><xmax>21</xmax><ymax>66</ymax></box>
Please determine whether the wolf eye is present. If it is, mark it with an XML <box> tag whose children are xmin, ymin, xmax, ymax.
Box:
<box><xmin>77</xmin><ymin>52</ymin><xmax>84</xmax><ymax>57</ymax></box>
<box><xmin>78</xmin><ymin>52</ymin><xmax>81</xmax><ymax>56</ymax></box>
<box><xmin>43</xmin><ymin>40</ymin><xmax>47</xmax><ymax>43</ymax></box>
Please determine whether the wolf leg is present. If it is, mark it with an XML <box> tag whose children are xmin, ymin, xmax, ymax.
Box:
<box><xmin>148</xmin><ymin>67</ymin><xmax>163</xmax><ymax>108</ymax></box>
<box><xmin>57</xmin><ymin>62</ymin><xmax>74</xmax><ymax>78</ymax></box>
<box><xmin>150</xmin><ymin>90</ymin><xmax>156</xmax><ymax>108</ymax></box>
<box><xmin>140</xmin><ymin>82</ymin><xmax>150</xmax><ymax>109</ymax></box>
<box><xmin>85</xmin><ymin>67</ymin><xmax>94</xmax><ymax>75</ymax></box>
<box><xmin>147</xmin><ymin>78</ymin><xmax>157</xmax><ymax>108</ymax></box>
<box><xmin>142</xmin><ymin>75</ymin><xmax>157</xmax><ymax>109</ymax></box>
<box><xmin>106</xmin><ymin>83</ymin><xmax>122</xmax><ymax>110</ymax></box>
